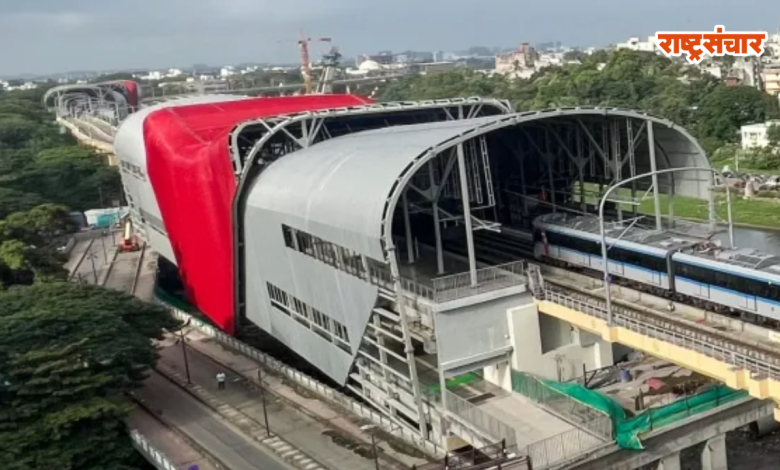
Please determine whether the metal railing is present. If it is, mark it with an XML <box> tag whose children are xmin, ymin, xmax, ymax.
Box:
<box><xmin>129</xmin><ymin>429</ymin><xmax>179</xmax><ymax>470</ymax></box>
<box><xmin>512</xmin><ymin>371</ymin><xmax>613</xmax><ymax>441</ymax></box>
<box><xmin>524</xmin><ymin>425</ymin><xmax>603</xmax><ymax>470</ymax></box>
<box><xmin>439</xmin><ymin>390</ymin><xmax>518</xmax><ymax>447</ymax></box>
<box><xmin>541</xmin><ymin>288</ymin><xmax>780</xmax><ymax>384</ymax></box>
<box><xmin>433</xmin><ymin>260</ymin><xmax>527</xmax><ymax>303</ymax></box>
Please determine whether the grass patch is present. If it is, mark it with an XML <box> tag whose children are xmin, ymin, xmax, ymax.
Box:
<box><xmin>573</xmin><ymin>183</ymin><xmax>780</xmax><ymax>229</ymax></box>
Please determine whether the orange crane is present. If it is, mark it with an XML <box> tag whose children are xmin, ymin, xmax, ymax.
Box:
<box><xmin>295</xmin><ymin>31</ymin><xmax>332</xmax><ymax>94</ymax></box>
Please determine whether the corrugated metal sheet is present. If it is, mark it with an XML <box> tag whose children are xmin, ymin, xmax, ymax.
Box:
<box><xmin>246</xmin><ymin>109</ymin><xmax>709</xmax><ymax>265</ymax></box>
<box><xmin>246</xmin><ymin>116</ymin><xmax>499</xmax><ymax>261</ymax></box>
<box><xmin>244</xmin><ymin>205</ymin><xmax>379</xmax><ymax>383</ymax></box>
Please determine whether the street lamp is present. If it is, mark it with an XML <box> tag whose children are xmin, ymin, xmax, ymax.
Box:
<box><xmin>360</xmin><ymin>424</ymin><xmax>380</xmax><ymax>470</ymax></box>
<box><xmin>88</xmin><ymin>251</ymin><xmax>98</xmax><ymax>284</ymax></box>
<box><xmin>599</xmin><ymin>166</ymin><xmax>733</xmax><ymax>326</ymax></box>
<box><xmin>178</xmin><ymin>318</ymin><xmax>192</xmax><ymax>385</ymax></box>
<box><xmin>257</xmin><ymin>368</ymin><xmax>271</xmax><ymax>436</ymax></box>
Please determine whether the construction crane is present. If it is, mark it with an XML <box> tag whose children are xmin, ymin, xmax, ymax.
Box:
<box><xmin>297</xmin><ymin>31</ymin><xmax>332</xmax><ymax>94</ymax></box>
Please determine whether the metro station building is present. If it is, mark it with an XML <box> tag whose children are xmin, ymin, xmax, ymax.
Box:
<box><xmin>114</xmin><ymin>95</ymin><xmax>712</xmax><ymax>456</ymax></box>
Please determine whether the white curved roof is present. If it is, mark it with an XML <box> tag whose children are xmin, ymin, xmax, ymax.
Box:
<box><xmin>245</xmin><ymin>107</ymin><xmax>711</xmax><ymax>262</ymax></box>
<box><xmin>246</xmin><ymin>117</ymin><xmax>494</xmax><ymax>260</ymax></box>
<box><xmin>114</xmin><ymin>94</ymin><xmax>249</xmax><ymax>169</ymax></box>
<box><xmin>358</xmin><ymin>60</ymin><xmax>381</xmax><ymax>72</ymax></box>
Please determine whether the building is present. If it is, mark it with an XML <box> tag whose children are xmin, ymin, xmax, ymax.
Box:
<box><xmin>114</xmin><ymin>93</ymin><xmax>715</xmax><ymax>461</ymax></box>
<box><xmin>741</xmin><ymin>120</ymin><xmax>780</xmax><ymax>149</ymax></box>
<box><xmin>495</xmin><ymin>44</ymin><xmax>537</xmax><ymax>75</ymax></box>
<box><xmin>763</xmin><ymin>63</ymin><xmax>780</xmax><ymax>96</ymax></box>
<box><xmin>410</xmin><ymin>62</ymin><xmax>456</xmax><ymax>74</ymax></box>
<box><xmin>616</xmin><ymin>36</ymin><xmax>657</xmax><ymax>53</ymax></box>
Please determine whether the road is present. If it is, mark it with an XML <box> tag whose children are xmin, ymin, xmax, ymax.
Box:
<box><xmin>67</xmin><ymin>230</ymin><xmax>120</xmax><ymax>284</ymax></box>
<box><xmin>135</xmin><ymin>371</ymin><xmax>295</xmax><ymax>470</ymax></box>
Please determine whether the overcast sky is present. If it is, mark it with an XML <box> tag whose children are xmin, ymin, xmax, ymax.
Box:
<box><xmin>0</xmin><ymin>0</ymin><xmax>778</xmax><ymax>76</ymax></box>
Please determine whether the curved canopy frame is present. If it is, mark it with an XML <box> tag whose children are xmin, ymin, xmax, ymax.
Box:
<box><xmin>377</xmin><ymin>107</ymin><xmax>709</xmax><ymax>255</ymax></box>
<box><xmin>44</xmin><ymin>81</ymin><xmax>138</xmax><ymax>122</ymax></box>
<box><xmin>232</xmin><ymin>98</ymin><xmax>516</xmax><ymax>328</ymax></box>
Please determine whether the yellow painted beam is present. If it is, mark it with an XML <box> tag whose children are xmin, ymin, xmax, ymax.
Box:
<box><xmin>536</xmin><ymin>300</ymin><xmax>780</xmax><ymax>419</ymax></box>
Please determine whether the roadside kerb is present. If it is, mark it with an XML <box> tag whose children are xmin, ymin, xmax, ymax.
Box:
<box><xmin>166</xmin><ymin>307</ymin><xmax>444</xmax><ymax>458</ymax></box>
<box><xmin>155</xmin><ymin>360</ymin><xmax>328</xmax><ymax>470</ymax></box>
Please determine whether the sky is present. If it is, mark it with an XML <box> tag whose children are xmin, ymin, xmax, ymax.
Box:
<box><xmin>0</xmin><ymin>0</ymin><xmax>779</xmax><ymax>76</ymax></box>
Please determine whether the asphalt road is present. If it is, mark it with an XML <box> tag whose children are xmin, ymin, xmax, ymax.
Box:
<box><xmin>136</xmin><ymin>371</ymin><xmax>295</xmax><ymax>470</ymax></box>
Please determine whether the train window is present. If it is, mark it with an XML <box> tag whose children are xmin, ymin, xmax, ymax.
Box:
<box><xmin>673</xmin><ymin>261</ymin><xmax>780</xmax><ymax>301</ymax></box>
<box><xmin>610</xmin><ymin>247</ymin><xmax>666</xmax><ymax>273</ymax></box>
<box><xmin>545</xmin><ymin>232</ymin><xmax>601</xmax><ymax>256</ymax></box>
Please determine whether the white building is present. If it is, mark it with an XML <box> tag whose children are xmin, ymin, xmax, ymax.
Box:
<box><xmin>616</xmin><ymin>36</ymin><xmax>657</xmax><ymax>53</ymax></box>
<box><xmin>763</xmin><ymin>63</ymin><xmax>780</xmax><ymax>96</ymax></box>
<box><xmin>741</xmin><ymin>120</ymin><xmax>780</xmax><ymax>149</ymax></box>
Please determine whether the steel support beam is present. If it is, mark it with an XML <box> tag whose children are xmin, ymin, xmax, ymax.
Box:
<box><xmin>402</xmin><ymin>191</ymin><xmax>415</xmax><ymax>263</ymax></box>
<box><xmin>428</xmin><ymin>161</ymin><xmax>444</xmax><ymax>274</ymax></box>
<box><xmin>456</xmin><ymin>143</ymin><xmax>478</xmax><ymax>286</ymax></box>
<box><xmin>387</xmin><ymin>245</ymin><xmax>429</xmax><ymax>439</ymax></box>
<box><xmin>647</xmin><ymin>121</ymin><xmax>663</xmax><ymax>231</ymax></box>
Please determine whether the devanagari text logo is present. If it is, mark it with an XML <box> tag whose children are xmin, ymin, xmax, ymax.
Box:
<box><xmin>655</xmin><ymin>26</ymin><xmax>767</xmax><ymax>64</ymax></box>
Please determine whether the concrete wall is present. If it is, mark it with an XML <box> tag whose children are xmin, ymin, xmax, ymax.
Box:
<box><xmin>435</xmin><ymin>295</ymin><xmax>518</xmax><ymax>373</ymax></box>
<box><xmin>485</xmin><ymin>302</ymin><xmax>615</xmax><ymax>388</ymax></box>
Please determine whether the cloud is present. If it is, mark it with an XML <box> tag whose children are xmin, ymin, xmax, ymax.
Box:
<box><xmin>0</xmin><ymin>0</ymin><xmax>778</xmax><ymax>76</ymax></box>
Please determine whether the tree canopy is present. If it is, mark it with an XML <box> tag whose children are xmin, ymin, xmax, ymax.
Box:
<box><xmin>0</xmin><ymin>87</ymin><xmax>122</xmax><ymax>287</ymax></box>
<box><xmin>380</xmin><ymin>50</ymin><xmax>780</xmax><ymax>156</ymax></box>
<box><xmin>0</xmin><ymin>282</ymin><xmax>179</xmax><ymax>470</ymax></box>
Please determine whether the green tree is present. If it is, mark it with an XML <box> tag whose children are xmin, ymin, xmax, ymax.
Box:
<box><xmin>379</xmin><ymin>49</ymin><xmax>780</xmax><ymax>162</ymax></box>
<box><xmin>0</xmin><ymin>188</ymin><xmax>46</xmax><ymax>219</ymax></box>
<box><xmin>767</xmin><ymin>124</ymin><xmax>780</xmax><ymax>147</ymax></box>
<box><xmin>694</xmin><ymin>85</ymin><xmax>780</xmax><ymax>143</ymax></box>
<box><xmin>0</xmin><ymin>283</ymin><xmax>179</xmax><ymax>470</ymax></box>
<box><xmin>0</xmin><ymin>204</ymin><xmax>75</xmax><ymax>286</ymax></box>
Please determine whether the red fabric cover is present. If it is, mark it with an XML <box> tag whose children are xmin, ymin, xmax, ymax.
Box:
<box><xmin>122</xmin><ymin>81</ymin><xmax>139</xmax><ymax>110</ymax></box>
<box><xmin>143</xmin><ymin>94</ymin><xmax>371</xmax><ymax>333</ymax></box>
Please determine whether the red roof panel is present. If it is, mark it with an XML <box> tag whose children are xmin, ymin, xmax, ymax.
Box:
<box><xmin>143</xmin><ymin>94</ymin><xmax>372</xmax><ymax>333</ymax></box>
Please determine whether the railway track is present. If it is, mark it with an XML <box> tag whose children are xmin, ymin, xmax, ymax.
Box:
<box><xmin>103</xmin><ymin>242</ymin><xmax>147</xmax><ymax>295</ymax></box>
<box><xmin>67</xmin><ymin>237</ymin><xmax>96</xmax><ymax>281</ymax></box>
<box><xmin>436</xmin><ymin>227</ymin><xmax>780</xmax><ymax>370</ymax></box>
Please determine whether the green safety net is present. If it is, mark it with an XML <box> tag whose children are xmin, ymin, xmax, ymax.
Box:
<box><xmin>510</xmin><ymin>370</ymin><xmax>748</xmax><ymax>450</ymax></box>
<box><xmin>424</xmin><ymin>372</ymin><xmax>481</xmax><ymax>395</ymax></box>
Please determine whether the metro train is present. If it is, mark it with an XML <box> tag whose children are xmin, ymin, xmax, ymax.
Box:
<box><xmin>532</xmin><ymin>213</ymin><xmax>780</xmax><ymax>322</ymax></box>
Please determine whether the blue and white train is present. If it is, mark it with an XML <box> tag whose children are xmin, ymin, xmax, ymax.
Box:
<box><xmin>532</xmin><ymin>213</ymin><xmax>780</xmax><ymax>322</ymax></box>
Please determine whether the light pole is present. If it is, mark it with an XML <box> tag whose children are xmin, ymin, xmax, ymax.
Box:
<box><xmin>599</xmin><ymin>166</ymin><xmax>733</xmax><ymax>326</ymax></box>
<box><xmin>100</xmin><ymin>233</ymin><xmax>108</xmax><ymax>263</ymax></box>
<box><xmin>360</xmin><ymin>424</ymin><xmax>380</xmax><ymax>470</ymax></box>
<box><xmin>257</xmin><ymin>368</ymin><xmax>271</xmax><ymax>436</ymax></box>
<box><xmin>179</xmin><ymin>318</ymin><xmax>192</xmax><ymax>385</ymax></box>
<box><xmin>88</xmin><ymin>252</ymin><xmax>98</xmax><ymax>284</ymax></box>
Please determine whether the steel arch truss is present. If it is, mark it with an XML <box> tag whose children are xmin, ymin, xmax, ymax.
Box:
<box><xmin>232</xmin><ymin>97</ymin><xmax>514</xmax><ymax>330</ymax></box>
